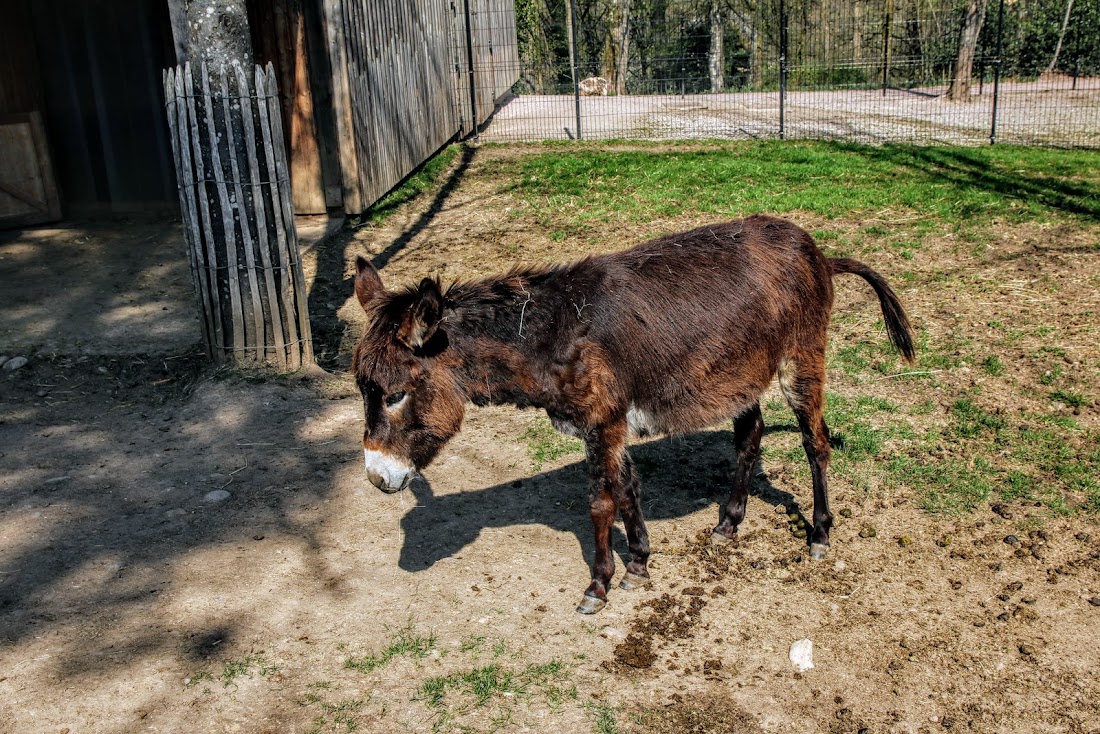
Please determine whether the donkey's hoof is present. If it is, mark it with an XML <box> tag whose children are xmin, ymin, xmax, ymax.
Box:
<box><xmin>576</xmin><ymin>594</ymin><xmax>607</xmax><ymax>615</ymax></box>
<box><xmin>711</xmin><ymin>531</ymin><xmax>734</xmax><ymax>544</ymax></box>
<box><xmin>809</xmin><ymin>542</ymin><xmax>829</xmax><ymax>561</ymax></box>
<box><xmin>619</xmin><ymin>572</ymin><xmax>650</xmax><ymax>591</ymax></box>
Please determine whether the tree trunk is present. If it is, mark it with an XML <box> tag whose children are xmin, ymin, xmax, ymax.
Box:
<box><xmin>709</xmin><ymin>0</ymin><xmax>724</xmax><ymax>93</ymax></box>
<box><xmin>1044</xmin><ymin>0</ymin><xmax>1074</xmax><ymax>75</ymax></box>
<box><xmin>613</xmin><ymin>0</ymin><xmax>632</xmax><ymax>95</ymax></box>
<box><xmin>947</xmin><ymin>0</ymin><xmax>989</xmax><ymax>101</ymax></box>
<box><xmin>853</xmin><ymin>0</ymin><xmax>863</xmax><ymax>66</ymax></box>
<box><xmin>171</xmin><ymin>0</ymin><xmax>253</xmax><ymax>70</ymax></box>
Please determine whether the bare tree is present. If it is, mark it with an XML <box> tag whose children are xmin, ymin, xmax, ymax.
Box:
<box><xmin>946</xmin><ymin>0</ymin><xmax>989</xmax><ymax>100</ymax></box>
<box><xmin>709</xmin><ymin>0</ymin><xmax>725</xmax><ymax>92</ymax></box>
<box><xmin>613</xmin><ymin>0</ymin><xmax>632</xmax><ymax>94</ymax></box>
<box><xmin>1044</xmin><ymin>0</ymin><xmax>1075</xmax><ymax>75</ymax></box>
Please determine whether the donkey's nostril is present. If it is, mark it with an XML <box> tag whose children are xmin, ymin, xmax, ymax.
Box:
<box><xmin>365</xmin><ymin>469</ymin><xmax>386</xmax><ymax>490</ymax></box>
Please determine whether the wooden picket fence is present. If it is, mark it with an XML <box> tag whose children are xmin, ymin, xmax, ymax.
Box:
<box><xmin>163</xmin><ymin>61</ymin><xmax>313</xmax><ymax>370</ymax></box>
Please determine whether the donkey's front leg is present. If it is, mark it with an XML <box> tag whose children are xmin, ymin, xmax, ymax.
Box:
<box><xmin>576</xmin><ymin>421</ymin><xmax>633</xmax><ymax>614</ymax></box>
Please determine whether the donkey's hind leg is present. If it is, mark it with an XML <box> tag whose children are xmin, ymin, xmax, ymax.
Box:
<box><xmin>614</xmin><ymin>452</ymin><xmax>651</xmax><ymax>590</ymax></box>
<box><xmin>712</xmin><ymin>403</ymin><xmax>764</xmax><ymax>541</ymax></box>
<box><xmin>779</xmin><ymin>358</ymin><xmax>834</xmax><ymax>560</ymax></box>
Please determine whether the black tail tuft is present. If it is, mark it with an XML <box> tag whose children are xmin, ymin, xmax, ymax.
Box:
<box><xmin>829</xmin><ymin>257</ymin><xmax>916</xmax><ymax>363</ymax></box>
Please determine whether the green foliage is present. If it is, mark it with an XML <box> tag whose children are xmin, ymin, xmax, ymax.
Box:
<box><xmin>417</xmin><ymin>659</ymin><xmax>576</xmax><ymax>732</ymax></box>
<box><xmin>345</xmin><ymin>622</ymin><xmax>437</xmax><ymax>674</ymax></box>
<box><xmin>523</xmin><ymin>416</ymin><xmax>584</xmax><ymax>469</ymax></box>
<box><xmin>982</xmin><ymin>355</ymin><xmax>1005</xmax><ymax>376</ymax></box>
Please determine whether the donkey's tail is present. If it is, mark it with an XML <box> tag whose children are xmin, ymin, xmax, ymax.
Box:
<box><xmin>829</xmin><ymin>257</ymin><xmax>916</xmax><ymax>363</ymax></box>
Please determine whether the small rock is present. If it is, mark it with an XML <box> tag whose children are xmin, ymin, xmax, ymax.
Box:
<box><xmin>165</xmin><ymin>508</ymin><xmax>187</xmax><ymax>519</ymax></box>
<box><xmin>203</xmin><ymin>489</ymin><xmax>231</xmax><ymax>503</ymax></box>
<box><xmin>43</xmin><ymin>476</ymin><xmax>71</xmax><ymax>485</ymax></box>
<box><xmin>1005</xmin><ymin>581</ymin><xmax>1023</xmax><ymax>592</ymax></box>
<box><xmin>252</xmin><ymin>535</ymin><xmax>264</xmax><ymax>541</ymax></box>
<box><xmin>2</xmin><ymin>356</ymin><xmax>28</xmax><ymax>372</ymax></box>
<box><xmin>858</xmin><ymin>527</ymin><xmax>877</xmax><ymax>539</ymax></box>
<box><xmin>0</xmin><ymin>355</ymin><xmax>9</xmax><ymax>367</ymax></box>
<box><xmin>1004</xmin><ymin>535</ymin><xmax>1020</xmax><ymax>546</ymax></box>
<box><xmin>601</xmin><ymin>626</ymin><xmax>627</xmax><ymax>641</ymax></box>
<box><xmin>789</xmin><ymin>639</ymin><xmax>814</xmax><ymax>672</ymax></box>
<box><xmin>942</xmin><ymin>716</ymin><xmax>955</xmax><ymax>728</ymax></box>
<box><xmin>96</xmin><ymin>366</ymin><xmax>109</xmax><ymax>374</ymax></box>
<box><xmin>1075</xmin><ymin>532</ymin><xmax>1091</xmax><ymax>543</ymax></box>
<box><xmin>834</xmin><ymin>561</ymin><xmax>846</xmax><ymax>571</ymax></box>
<box><xmin>1018</xmin><ymin>643</ymin><xmax>1035</xmax><ymax>656</ymax></box>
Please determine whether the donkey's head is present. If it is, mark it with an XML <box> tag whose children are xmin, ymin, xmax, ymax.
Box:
<box><xmin>351</xmin><ymin>257</ymin><xmax>465</xmax><ymax>492</ymax></box>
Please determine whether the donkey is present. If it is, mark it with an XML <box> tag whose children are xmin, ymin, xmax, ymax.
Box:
<box><xmin>351</xmin><ymin>215</ymin><xmax>914</xmax><ymax>614</ymax></box>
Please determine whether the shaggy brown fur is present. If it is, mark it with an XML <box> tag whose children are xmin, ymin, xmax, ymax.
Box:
<box><xmin>352</xmin><ymin>215</ymin><xmax>914</xmax><ymax>613</ymax></box>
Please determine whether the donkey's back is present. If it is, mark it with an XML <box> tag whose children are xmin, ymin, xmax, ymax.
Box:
<box><xmin>559</xmin><ymin>215</ymin><xmax>839</xmax><ymax>436</ymax></box>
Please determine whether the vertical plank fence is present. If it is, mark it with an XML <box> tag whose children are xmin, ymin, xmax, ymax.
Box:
<box><xmin>163</xmin><ymin>61</ymin><xmax>313</xmax><ymax>370</ymax></box>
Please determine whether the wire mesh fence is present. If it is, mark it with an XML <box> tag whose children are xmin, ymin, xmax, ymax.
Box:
<box><xmin>476</xmin><ymin>0</ymin><xmax>1100</xmax><ymax>147</ymax></box>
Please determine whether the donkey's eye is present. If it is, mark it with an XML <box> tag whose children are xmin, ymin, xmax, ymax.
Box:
<box><xmin>384</xmin><ymin>391</ymin><xmax>408</xmax><ymax>409</ymax></box>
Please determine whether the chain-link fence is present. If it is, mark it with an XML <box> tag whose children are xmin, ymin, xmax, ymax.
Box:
<box><xmin>476</xmin><ymin>0</ymin><xmax>1100</xmax><ymax>147</ymax></box>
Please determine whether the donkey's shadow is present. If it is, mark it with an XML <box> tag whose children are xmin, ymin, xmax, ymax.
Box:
<box><xmin>398</xmin><ymin>427</ymin><xmax>803</xmax><ymax>574</ymax></box>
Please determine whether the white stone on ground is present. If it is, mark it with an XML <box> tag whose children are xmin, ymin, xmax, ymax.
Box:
<box><xmin>204</xmin><ymin>489</ymin><xmax>231</xmax><ymax>503</ymax></box>
<box><xmin>789</xmin><ymin>638</ymin><xmax>814</xmax><ymax>672</ymax></box>
<box><xmin>3</xmin><ymin>356</ymin><xmax>28</xmax><ymax>371</ymax></box>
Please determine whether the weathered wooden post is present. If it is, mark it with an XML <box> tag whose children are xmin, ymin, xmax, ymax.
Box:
<box><xmin>163</xmin><ymin>0</ymin><xmax>313</xmax><ymax>369</ymax></box>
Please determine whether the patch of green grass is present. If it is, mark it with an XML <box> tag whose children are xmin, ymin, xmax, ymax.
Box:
<box><xmin>950</xmin><ymin>399</ymin><xmax>1007</xmax><ymax>439</ymax></box>
<box><xmin>354</xmin><ymin>145</ymin><xmax>461</xmax><ymax>227</ymax></box>
<box><xmin>297</xmin><ymin>685</ymin><xmax>367</xmax><ymax>734</ymax></box>
<box><xmin>982</xmin><ymin>355</ymin><xmax>1004</xmax><ymax>376</ymax></box>
<box><xmin>185</xmin><ymin>670</ymin><xmax>215</xmax><ymax>688</ymax></box>
<box><xmin>587</xmin><ymin>702</ymin><xmax>619</xmax><ymax>734</ymax></box>
<box><xmin>459</xmin><ymin>635</ymin><xmax>486</xmax><ymax>654</ymax></box>
<box><xmin>417</xmin><ymin>659</ymin><xmax>576</xmax><ymax>732</ymax></box>
<box><xmin>1040</xmin><ymin>365</ymin><xmax>1064</xmax><ymax>385</ymax></box>
<box><xmin>497</xmin><ymin>141</ymin><xmax>1100</xmax><ymax>230</ymax></box>
<box><xmin>523</xmin><ymin>417</ymin><xmax>583</xmax><ymax>470</ymax></box>
<box><xmin>1050</xmin><ymin>389</ymin><xmax>1088</xmax><ymax>408</ymax></box>
<box><xmin>893</xmin><ymin>455</ymin><xmax>996</xmax><ymax>513</ymax></box>
<box><xmin>187</xmin><ymin>655</ymin><xmax>279</xmax><ymax>691</ymax></box>
<box><xmin>345</xmin><ymin>621</ymin><xmax>437</xmax><ymax>674</ymax></box>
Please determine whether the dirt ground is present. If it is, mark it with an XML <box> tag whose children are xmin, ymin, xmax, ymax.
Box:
<box><xmin>2</xmin><ymin>145</ymin><xmax>1099</xmax><ymax>734</ymax></box>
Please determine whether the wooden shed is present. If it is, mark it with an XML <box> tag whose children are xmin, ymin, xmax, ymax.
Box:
<box><xmin>0</xmin><ymin>0</ymin><xmax>518</xmax><ymax>227</ymax></box>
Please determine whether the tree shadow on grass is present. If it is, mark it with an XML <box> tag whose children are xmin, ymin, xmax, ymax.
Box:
<box><xmin>850</xmin><ymin>143</ymin><xmax>1100</xmax><ymax>222</ymax></box>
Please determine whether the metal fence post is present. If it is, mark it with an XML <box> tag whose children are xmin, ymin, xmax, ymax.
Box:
<box><xmin>990</xmin><ymin>0</ymin><xmax>1006</xmax><ymax>144</ymax></box>
<box><xmin>463</xmin><ymin>0</ymin><xmax>480</xmax><ymax>141</ymax></box>
<box><xmin>882</xmin><ymin>5</ymin><xmax>891</xmax><ymax>96</ymax></box>
<box><xmin>779</xmin><ymin>0</ymin><xmax>787</xmax><ymax>139</ymax></box>
<box><xmin>567</xmin><ymin>0</ymin><xmax>582</xmax><ymax>140</ymax></box>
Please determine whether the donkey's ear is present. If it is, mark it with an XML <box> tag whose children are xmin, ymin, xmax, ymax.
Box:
<box><xmin>354</xmin><ymin>256</ymin><xmax>385</xmax><ymax>309</ymax></box>
<box><xmin>396</xmin><ymin>277</ymin><xmax>444</xmax><ymax>350</ymax></box>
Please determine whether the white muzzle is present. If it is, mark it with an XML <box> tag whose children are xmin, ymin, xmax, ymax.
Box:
<box><xmin>364</xmin><ymin>449</ymin><xmax>415</xmax><ymax>493</ymax></box>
